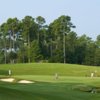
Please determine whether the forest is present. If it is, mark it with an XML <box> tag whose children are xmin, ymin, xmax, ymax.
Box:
<box><xmin>0</xmin><ymin>15</ymin><xmax>100</xmax><ymax>66</ymax></box>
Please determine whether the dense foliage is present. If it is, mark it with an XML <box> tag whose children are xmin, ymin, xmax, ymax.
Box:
<box><xmin>0</xmin><ymin>15</ymin><xmax>100</xmax><ymax>66</ymax></box>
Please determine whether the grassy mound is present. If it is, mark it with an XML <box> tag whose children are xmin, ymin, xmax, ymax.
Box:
<box><xmin>73</xmin><ymin>85</ymin><xmax>93</xmax><ymax>92</ymax></box>
<box><xmin>0</xmin><ymin>63</ymin><xmax>100</xmax><ymax>76</ymax></box>
<box><xmin>74</xmin><ymin>85</ymin><xmax>100</xmax><ymax>93</ymax></box>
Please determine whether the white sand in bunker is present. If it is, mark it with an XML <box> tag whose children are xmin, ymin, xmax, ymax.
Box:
<box><xmin>18</xmin><ymin>80</ymin><xmax>34</xmax><ymax>84</ymax></box>
<box><xmin>0</xmin><ymin>78</ymin><xmax>15</xmax><ymax>82</ymax></box>
<box><xmin>0</xmin><ymin>78</ymin><xmax>34</xmax><ymax>84</ymax></box>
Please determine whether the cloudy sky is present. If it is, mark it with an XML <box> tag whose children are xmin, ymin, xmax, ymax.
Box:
<box><xmin>0</xmin><ymin>0</ymin><xmax>100</xmax><ymax>40</ymax></box>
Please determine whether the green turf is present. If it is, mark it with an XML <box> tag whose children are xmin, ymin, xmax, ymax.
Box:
<box><xmin>0</xmin><ymin>79</ymin><xmax>100</xmax><ymax>100</ymax></box>
<box><xmin>0</xmin><ymin>63</ymin><xmax>100</xmax><ymax>76</ymax></box>
<box><xmin>13</xmin><ymin>75</ymin><xmax>100</xmax><ymax>86</ymax></box>
<box><xmin>0</xmin><ymin>63</ymin><xmax>100</xmax><ymax>100</ymax></box>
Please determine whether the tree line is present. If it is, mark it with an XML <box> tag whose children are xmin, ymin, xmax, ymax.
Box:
<box><xmin>0</xmin><ymin>15</ymin><xmax>100</xmax><ymax>66</ymax></box>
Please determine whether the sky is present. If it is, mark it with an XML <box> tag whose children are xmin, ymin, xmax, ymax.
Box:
<box><xmin>0</xmin><ymin>0</ymin><xmax>100</xmax><ymax>40</ymax></box>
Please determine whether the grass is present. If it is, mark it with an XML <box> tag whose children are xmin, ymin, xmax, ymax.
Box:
<box><xmin>0</xmin><ymin>63</ymin><xmax>100</xmax><ymax>100</ymax></box>
<box><xmin>0</xmin><ymin>63</ymin><xmax>100</xmax><ymax>76</ymax></box>
<box><xmin>13</xmin><ymin>75</ymin><xmax>100</xmax><ymax>86</ymax></box>
<box><xmin>0</xmin><ymin>80</ymin><xmax>100</xmax><ymax>100</ymax></box>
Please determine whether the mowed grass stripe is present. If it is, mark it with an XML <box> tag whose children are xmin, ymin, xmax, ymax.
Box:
<box><xmin>14</xmin><ymin>75</ymin><xmax>100</xmax><ymax>86</ymax></box>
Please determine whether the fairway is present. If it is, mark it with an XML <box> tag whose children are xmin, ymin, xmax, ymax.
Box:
<box><xmin>0</xmin><ymin>63</ymin><xmax>100</xmax><ymax>100</ymax></box>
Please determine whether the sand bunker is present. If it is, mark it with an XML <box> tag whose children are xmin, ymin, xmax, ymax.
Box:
<box><xmin>0</xmin><ymin>78</ymin><xmax>15</xmax><ymax>82</ymax></box>
<box><xmin>0</xmin><ymin>78</ymin><xmax>34</xmax><ymax>84</ymax></box>
<box><xmin>18</xmin><ymin>80</ymin><xmax>34</xmax><ymax>84</ymax></box>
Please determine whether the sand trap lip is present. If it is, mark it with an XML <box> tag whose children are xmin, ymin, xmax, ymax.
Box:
<box><xmin>18</xmin><ymin>80</ymin><xmax>34</xmax><ymax>84</ymax></box>
<box><xmin>0</xmin><ymin>78</ymin><xmax>15</xmax><ymax>82</ymax></box>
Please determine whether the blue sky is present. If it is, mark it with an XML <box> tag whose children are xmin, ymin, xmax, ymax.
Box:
<box><xmin>0</xmin><ymin>0</ymin><xmax>100</xmax><ymax>40</ymax></box>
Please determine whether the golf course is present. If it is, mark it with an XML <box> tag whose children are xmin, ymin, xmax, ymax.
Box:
<box><xmin>0</xmin><ymin>63</ymin><xmax>100</xmax><ymax>100</ymax></box>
